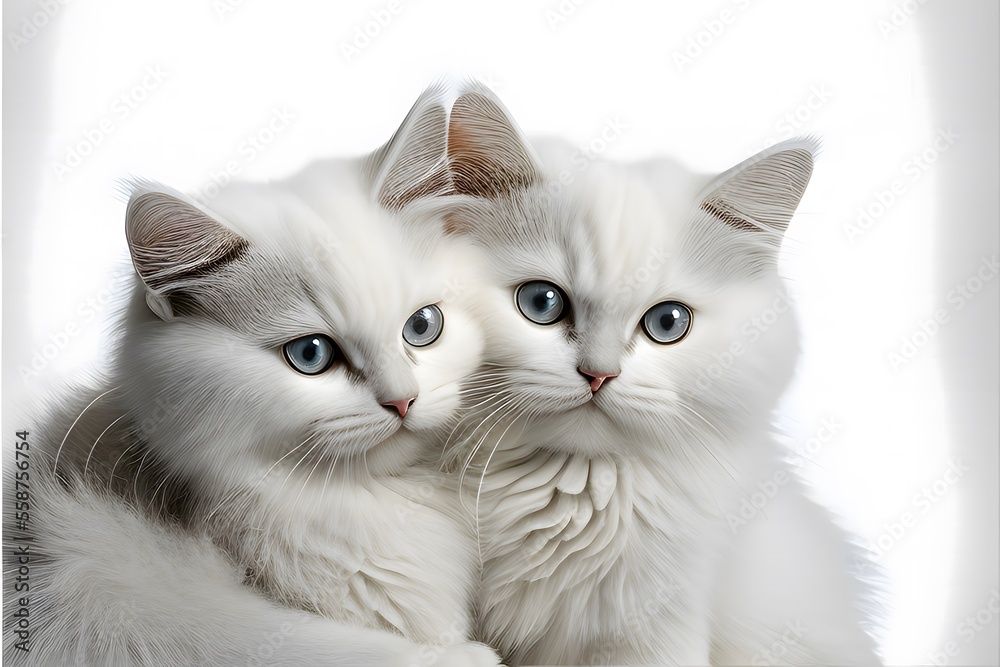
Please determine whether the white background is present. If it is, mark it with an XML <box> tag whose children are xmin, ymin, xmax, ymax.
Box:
<box><xmin>3</xmin><ymin>1</ymin><xmax>997</xmax><ymax>664</ymax></box>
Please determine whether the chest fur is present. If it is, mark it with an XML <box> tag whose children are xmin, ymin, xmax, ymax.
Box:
<box><xmin>471</xmin><ymin>449</ymin><xmax>731</xmax><ymax>664</ymax></box>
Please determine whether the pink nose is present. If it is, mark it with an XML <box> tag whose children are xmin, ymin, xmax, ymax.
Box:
<box><xmin>382</xmin><ymin>398</ymin><xmax>415</xmax><ymax>418</ymax></box>
<box><xmin>579</xmin><ymin>369</ymin><xmax>619</xmax><ymax>393</ymax></box>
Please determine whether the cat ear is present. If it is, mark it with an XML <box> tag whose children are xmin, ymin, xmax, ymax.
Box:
<box><xmin>697</xmin><ymin>136</ymin><xmax>819</xmax><ymax>234</ymax></box>
<box><xmin>125</xmin><ymin>185</ymin><xmax>249</xmax><ymax>318</ymax></box>
<box><xmin>679</xmin><ymin>138</ymin><xmax>819</xmax><ymax>280</ymax></box>
<box><xmin>366</xmin><ymin>84</ymin><xmax>452</xmax><ymax>211</ymax></box>
<box><xmin>447</xmin><ymin>83</ymin><xmax>542</xmax><ymax>198</ymax></box>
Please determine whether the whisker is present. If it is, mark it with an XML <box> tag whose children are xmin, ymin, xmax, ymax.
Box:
<box><xmin>672</xmin><ymin>402</ymin><xmax>749</xmax><ymax>500</ymax></box>
<box><xmin>276</xmin><ymin>436</ymin><xmax>326</xmax><ymax>498</ymax></box>
<box><xmin>456</xmin><ymin>394</ymin><xmax>518</xmax><ymax>494</ymax></box>
<box><xmin>53</xmin><ymin>387</ymin><xmax>120</xmax><ymax>474</ymax></box>
<box><xmin>318</xmin><ymin>449</ymin><xmax>343</xmax><ymax>509</ymax></box>
<box><xmin>454</xmin><ymin>392</ymin><xmax>532</xmax><ymax>509</ymax></box>
<box><xmin>290</xmin><ymin>441</ymin><xmax>330</xmax><ymax>512</ymax></box>
<box><xmin>82</xmin><ymin>415</ymin><xmax>126</xmax><ymax>480</ymax></box>
<box><xmin>147</xmin><ymin>470</ymin><xmax>176</xmax><ymax>516</ymax></box>
<box><xmin>262</xmin><ymin>433</ymin><xmax>321</xmax><ymax>485</ymax></box>
<box><xmin>473</xmin><ymin>397</ymin><xmax>530</xmax><ymax>570</ymax></box>
<box><xmin>675</xmin><ymin>400</ymin><xmax>725</xmax><ymax>439</ymax></box>
<box><xmin>132</xmin><ymin>451</ymin><xmax>151</xmax><ymax>501</ymax></box>
<box><xmin>108</xmin><ymin>441</ymin><xmax>143</xmax><ymax>491</ymax></box>
<box><xmin>444</xmin><ymin>391</ymin><xmax>512</xmax><ymax>464</ymax></box>
<box><xmin>474</xmin><ymin>436</ymin><xmax>504</xmax><ymax>570</ymax></box>
<box><xmin>437</xmin><ymin>385</ymin><xmax>513</xmax><ymax>471</ymax></box>
<box><xmin>205</xmin><ymin>433</ymin><xmax>319</xmax><ymax>521</ymax></box>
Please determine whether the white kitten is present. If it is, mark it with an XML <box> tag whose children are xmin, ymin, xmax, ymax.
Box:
<box><xmin>3</xmin><ymin>89</ymin><xmax>501</xmax><ymax>667</ymax></box>
<box><xmin>433</xmin><ymin>86</ymin><xmax>883</xmax><ymax>666</ymax></box>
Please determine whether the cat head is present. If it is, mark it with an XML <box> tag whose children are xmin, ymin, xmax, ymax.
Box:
<box><xmin>438</xmin><ymin>85</ymin><xmax>816</xmax><ymax>458</ymax></box>
<box><xmin>116</xmin><ymin>91</ymin><xmax>484</xmax><ymax>493</ymax></box>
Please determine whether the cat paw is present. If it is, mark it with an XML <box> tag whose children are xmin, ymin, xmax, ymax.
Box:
<box><xmin>401</xmin><ymin>640</ymin><xmax>503</xmax><ymax>667</ymax></box>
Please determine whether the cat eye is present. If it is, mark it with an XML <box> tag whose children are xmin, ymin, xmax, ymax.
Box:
<box><xmin>402</xmin><ymin>305</ymin><xmax>443</xmax><ymax>347</ymax></box>
<box><xmin>642</xmin><ymin>301</ymin><xmax>692</xmax><ymax>345</ymax></box>
<box><xmin>283</xmin><ymin>334</ymin><xmax>338</xmax><ymax>375</ymax></box>
<box><xmin>516</xmin><ymin>281</ymin><xmax>568</xmax><ymax>325</ymax></box>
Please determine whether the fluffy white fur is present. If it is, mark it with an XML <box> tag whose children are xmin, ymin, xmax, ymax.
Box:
<box><xmin>3</xmin><ymin>90</ymin><xmax>501</xmax><ymax>666</ymax></box>
<box><xmin>432</xmin><ymin>86</ymin><xmax>883</xmax><ymax>666</ymax></box>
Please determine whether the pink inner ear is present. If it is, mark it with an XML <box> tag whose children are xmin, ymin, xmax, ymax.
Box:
<box><xmin>127</xmin><ymin>192</ymin><xmax>249</xmax><ymax>294</ymax></box>
<box><xmin>447</xmin><ymin>91</ymin><xmax>540</xmax><ymax>198</ymax></box>
<box><xmin>698</xmin><ymin>146</ymin><xmax>815</xmax><ymax>233</ymax></box>
<box><xmin>700</xmin><ymin>200</ymin><xmax>761</xmax><ymax>232</ymax></box>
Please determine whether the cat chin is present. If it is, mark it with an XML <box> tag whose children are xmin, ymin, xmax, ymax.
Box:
<box><xmin>269</xmin><ymin>429</ymin><xmax>428</xmax><ymax>480</ymax></box>
<box><xmin>525</xmin><ymin>392</ymin><xmax>593</xmax><ymax>418</ymax></box>
<box><xmin>352</xmin><ymin>427</ymin><xmax>435</xmax><ymax>476</ymax></box>
<box><xmin>516</xmin><ymin>392</ymin><xmax>699</xmax><ymax>458</ymax></box>
<box><xmin>309</xmin><ymin>416</ymin><xmax>400</xmax><ymax>452</ymax></box>
<box><xmin>520</xmin><ymin>401</ymin><xmax>625</xmax><ymax>457</ymax></box>
<box><xmin>251</xmin><ymin>422</ymin><xmax>434</xmax><ymax>482</ymax></box>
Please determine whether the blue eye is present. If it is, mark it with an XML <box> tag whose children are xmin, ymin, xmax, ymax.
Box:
<box><xmin>403</xmin><ymin>305</ymin><xmax>443</xmax><ymax>347</ymax></box>
<box><xmin>283</xmin><ymin>335</ymin><xmax>337</xmax><ymax>375</ymax></box>
<box><xmin>642</xmin><ymin>301</ymin><xmax>692</xmax><ymax>344</ymax></box>
<box><xmin>516</xmin><ymin>281</ymin><xmax>567</xmax><ymax>325</ymax></box>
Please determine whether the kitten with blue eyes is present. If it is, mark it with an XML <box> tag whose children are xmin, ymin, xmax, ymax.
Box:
<box><xmin>433</xmin><ymin>87</ymin><xmax>882</xmax><ymax>666</ymax></box>
<box><xmin>3</xmin><ymin>90</ymin><xmax>501</xmax><ymax>666</ymax></box>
